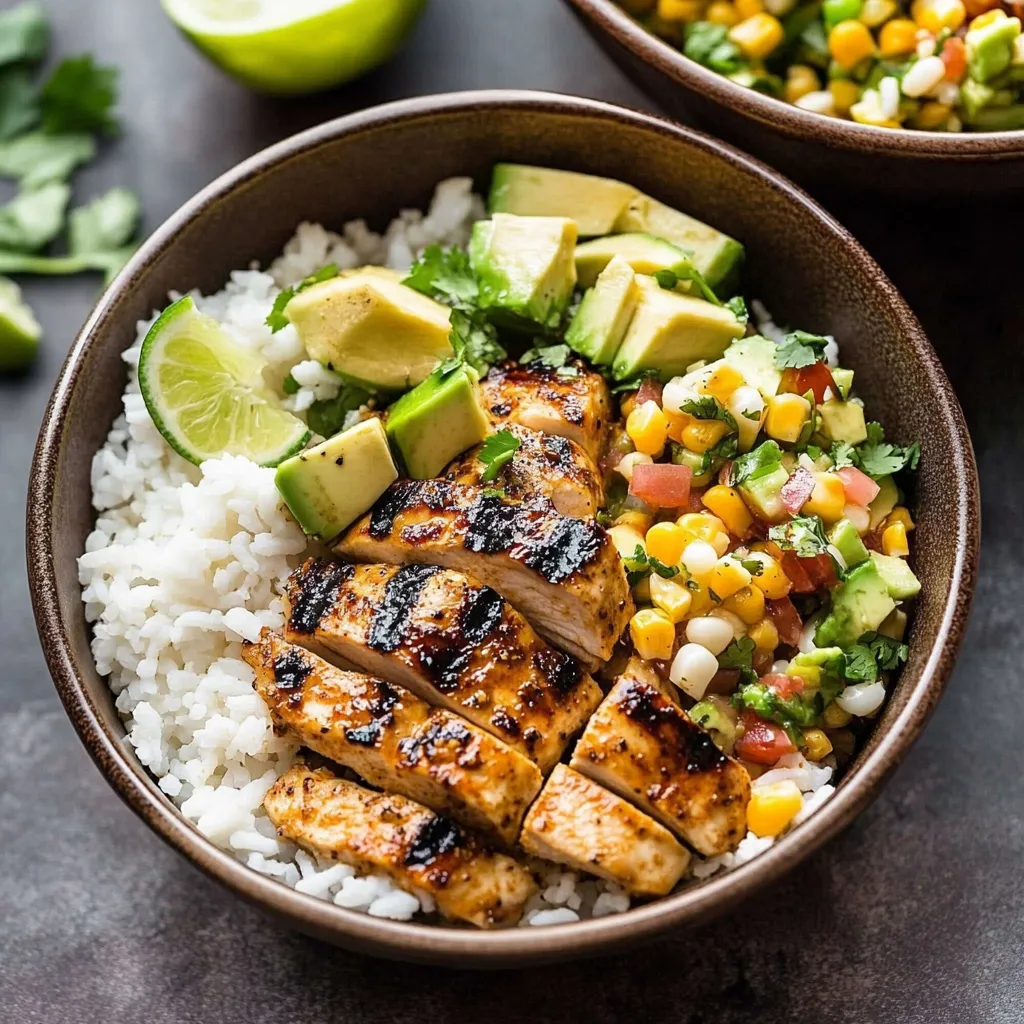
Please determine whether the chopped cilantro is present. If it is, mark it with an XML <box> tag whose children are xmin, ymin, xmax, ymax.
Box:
<box><xmin>725</xmin><ymin>295</ymin><xmax>748</xmax><ymax>324</ymax></box>
<box><xmin>653</xmin><ymin>269</ymin><xmax>678</xmax><ymax>290</ymax></box>
<box><xmin>740</xmin><ymin>557</ymin><xmax>764</xmax><ymax>577</ymax></box>
<box><xmin>305</xmin><ymin>384</ymin><xmax>371</xmax><ymax>439</ymax></box>
<box><xmin>856</xmin><ymin>421</ymin><xmax>920</xmax><ymax>479</ymax></box>
<box><xmin>610</xmin><ymin>369</ymin><xmax>659</xmax><ymax>394</ymax></box>
<box><xmin>841</xmin><ymin>644</ymin><xmax>879</xmax><ymax>683</ymax></box>
<box><xmin>684</xmin><ymin>21</ymin><xmax>745</xmax><ymax>74</ymax></box>
<box><xmin>718</xmin><ymin>637</ymin><xmax>758</xmax><ymax>685</ymax></box>
<box><xmin>481</xmin><ymin>487</ymin><xmax>506</xmax><ymax>499</ymax></box>
<box><xmin>768</xmin><ymin>514</ymin><xmax>829</xmax><ymax>558</ymax></box>
<box><xmin>861</xmin><ymin>630</ymin><xmax>909</xmax><ymax>671</ymax></box>
<box><xmin>654</xmin><ymin>264</ymin><xmax>720</xmax><ymax>305</ymax></box>
<box><xmin>282</xmin><ymin>373</ymin><xmax>299</xmax><ymax>396</ymax></box>
<box><xmin>0</xmin><ymin>4</ymin><xmax>49</xmax><ymax>68</ymax></box>
<box><xmin>624</xmin><ymin>544</ymin><xmax>651</xmax><ymax>587</ymax></box>
<box><xmin>449</xmin><ymin>307</ymin><xmax>506</xmax><ymax>375</ymax></box>
<box><xmin>729</xmin><ymin>440</ymin><xmax>782</xmax><ymax>486</ymax></box>
<box><xmin>477</xmin><ymin>429</ymin><xmax>521</xmax><ymax>483</ymax></box>
<box><xmin>707</xmin><ymin>587</ymin><xmax>722</xmax><ymax>603</ymax></box>
<box><xmin>679</xmin><ymin>395</ymin><xmax>738</xmax><ymax>431</ymax></box>
<box><xmin>266</xmin><ymin>264</ymin><xmax>338</xmax><ymax>333</ymax></box>
<box><xmin>650</xmin><ymin>555</ymin><xmax>681</xmax><ymax>579</ymax></box>
<box><xmin>40</xmin><ymin>55</ymin><xmax>118</xmax><ymax>135</ymax></box>
<box><xmin>774</xmin><ymin>330</ymin><xmax>829</xmax><ymax>370</ymax></box>
<box><xmin>520</xmin><ymin>342</ymin><xmax>572</xmax><ymax>369</ymax></box>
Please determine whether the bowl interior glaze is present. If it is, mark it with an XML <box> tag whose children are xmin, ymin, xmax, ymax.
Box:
<box><xmin>27</xmin><ymin>91</ymin><xmax>979</xmax><ymax>966</ymax></box>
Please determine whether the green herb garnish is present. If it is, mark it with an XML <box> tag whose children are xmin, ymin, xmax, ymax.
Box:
<box><xmin>477</xmin><ymin>428</ymin><xmax>521</xmax><ymax>483</ymax></box>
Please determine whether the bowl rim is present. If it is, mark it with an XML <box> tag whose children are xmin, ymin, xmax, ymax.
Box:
<box><xmin>564</xmin><ymin>0</ymin><xmax>1024</xmax><ymax>156</ymax></box>
<box><xmin>27</xmin><ymin>89</ymin><xmax>980</xmax><ymax>966</ymax></box>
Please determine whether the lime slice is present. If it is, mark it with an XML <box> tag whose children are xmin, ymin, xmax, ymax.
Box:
<box><xmin>139</xmin><ymin>296</ymin><xmax>311</xmax><ymax>467</ymax></box>
<box><xmin>161</xmin><ymin>0</ymin><xmax>430</xmax><ymax>96</ymax></box>
<box><xmin>0</xmin><ymin>276</ymin><xmax>41</xmax><ymax>371</ymax></box>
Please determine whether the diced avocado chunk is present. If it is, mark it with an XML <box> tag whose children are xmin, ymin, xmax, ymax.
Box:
<box><xmin>829</xmin><ymin>518</ymin><xmax>870</xmax><ymax>568</ymax></box>
<box><xmin>868</xmin><ymin>474</ymin><xmax>898</xmax><ymax>531</ymax></box>
<box><xmin>831</xmin><ymin>367</ymin><xmax>854</xmax><ymax>400</ymax></box>
<box><xmin>488</xmin><ymin>164</ymin><xmax>639</xmax><ymax>237</ymax></box>
<box><xmin>611</xmin><ymin>276</ymin><xmax>745</xmax><ymax>381</ymax></box>
<box><xmin>870</xmin><ymin>551</ymin><xmax>921</xmax><ymax>600</ymax></box>
<box><xmin>688</xmin><ymin>696</ymin><xmax>739</xmax><ymax>754</ymax></box>
<box><xmin>573</xmin><ymin>233</ymin><xmax>693</xmax><ymax>289</ymax></box>
<box><xmin>614</xmin><ymin>194</ymin><xmax>744</xmax><ymax>291</ymax></box>
<box><xmin>966</xmin><ymin>15</ymin><xmax>1021</xmax><ymax>83</ymax></box>
<box><xmin>672</xmin><ymin>444</ymin><xmax>713</xmax><ymax>486</ymax></box>
<box><xmin>723</xmin><ymin>335</ymin><xmax>782</xmax><ymax>399</ymax></box>
<box><xmin>819</xmin><ymin>399</ymin><xmax>867</xmax><ymax>444</ymax></box>
<box><xmin>814</xmin><ymin>560</ymin><xmax>896</xmax><ymax>649</ymax></box>
<box><xmin>0</xmin><ymin>277</ymin><xmax>41</xmax><ymax>370</ymax></box>
<box><xmin>564</xmin><ymin>254</ymin><xmax>639</xmax><ymax>365</ymax></box>
<box><xmin>275</xmin><ymin>418</ymin><xmax>398</xmax><ymax>542</ymax></box>
<box><xmin>385</xmin><ymin>364</ymin><xmax>490</xmax><ymax>479</ymax></box>
<box><xmin>738</xmin><ymin>463</ymin><xmax>790</xmax><ymax>522</ymax></box>
<box><xmin>960</xmin><ymin>77</ymin><xmax>996</xmax><ymax>119</ymax></box>
<box><xmin>878</xmin><ymin>607</ymin><xmax>908</xmax><ymax>641</ymax></box>
<box><xmin>286</xmin><ymin>273</ymin><xmax>453</xmax><ymax>393</ymax></box>
<box><xmin>469</xmin><ymin>213</ymin><xmax>578</xmax><ymax>331</ymax></box>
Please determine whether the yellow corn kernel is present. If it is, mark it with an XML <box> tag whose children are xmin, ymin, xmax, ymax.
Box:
<box><xmin>681</xmin><ymin>418</ymin><xmax>732</xmax><ymax>453</ymax></box>
<box><xmin>615</xmin><ymin>510</ymin><xmax>655</xmax><ymax>533</ymax></box>
<box><xmin>745</xmin><ymin>551</ymin><xmax>791</xmax><ymax>600</ymax></box>
<box><xmin>650</xmin><ymin>574</ymin><xmax>693</xmax><ymax>622</ymax></box>
<box><xmin>803</xmin><ymin>472</ymin><xmax>847</xmax><ymax>522</ymax></box>
<box><xmin>747</xmin><ymin>780</ymin><xmax>803</xmax><ymax>838</ymax></box>
<box><xmin>700</xmin><ymin>364</ymin><xmax>745</xmax><ymax>405</ymax></box>
<box><xmin>626</xmin><ymin>400</ymin><xmax>669</xmax><ymax>456</ymax></box>
<box><xmin>764</xmin><ymin>393</ymin><xmax>811</xmax><ymax>443</ymax></box>
<box><xmin>748</xmin><ymin>615</ymin><xmax>779</xmax><ymax>651</ymax></box>
<box><xmin>702</xmin><ymin>485</ymin><xmax>755</xmax><ymax>539</ymax></box>
<box><xmin>803</xmin><ymin>728</ymin><xmax>834</xmax><ymax>761</ymax></box>
<box><xmin>912</xmin><ymin>0</ymin><xmax>966</xmax><ymax>30</ymax></box>
<box><xmin>882</xmin><ymin>521</ymin><xmax>910</xmax><ymax>557</ymax></box>
<box><xmin>859</xmin><ymin>0</ymin><xmax>897</xmax><ymax>25</ymax></box>
<box><xmin>886</xmin><ymin>506</ymin><xmax>915</xmax><ymax>532</ymax></box>
<box><xmin>878</xmin><ymin>17</ymin><xmax>919</xmax><ymax>55</ymax></box>
<box><xmin>665</xmin><ymin>410</ymin><xmax>692</xmax><ymax>442</ymax></box>
<box><xmin>724</xmin><ymin>584</ymin><xmax>766</xmax><ymax>625</ymax></box>
<box><xmin>914</xmin><ymin>101</ymin><xmax>952</xmax><ymax>129</ymax></box>
<box><xmin>784</xmin><ymin>64</ymin><xmax>821</xmax><ymax>103</ymax></box>
<box><xmin>850</xmin><ymin>95</ymin><xmax>901</xmax><ymax>128</ymax></box>
<box><xmin>608</xmin><ymin>525</ymin><xmax>645</xmax><ymax>561</ymax></box>
<box><xmin>707</xmin><ymin>556</ymin><xmax>752</xmax><ymax>600</ymax></box>
<box><xmin>829</xmin><ymin>78</ymin><xmax>861</xmax><ymax>114</ymax></box>
<box><xmin>735</xmin><ymin>0</ymin><xmax>764</xmax><ymax>17</ymax></box>
<box><xmin>677</xmin><ymin>512</ymin><xmax>727</xmax><ymax>543</ymax></box>
<box><xmin>706</xmin><ymin>0</ymin><xmax>740</xmax><ymax>23</ymax></box>
<box><xmin>969</xmin><ymin>7</ymin><xmax>1006</xmax><ymax>28</ymax></box>
<box><xmin>631</xmin><ymin>608</ymin><xmax>677</xmax><ymax>661</ymax></box>
<box><xmin>684</xmin><ymin>582</ymin><xmax>714</xmax><ymax>619</ymax></box>
<box><xmin>829</xmin><ymin>18</ymin><xmax>876</xmax><ymax>69</ymax></box>
<box><xmin>729</xmin><ymin>12</ymin><xmax>784</xmax><ymax>58</ymax></box>
<box><xmin>645</xmin><ymin>521</ymin><xmax>689</xmax><ymax>566</ymax></box>
<box><xmin>658</xmin><ymin>0</ymin><xmax>706</xmax><ymax>17</ymax></box>
<box><xmin>823</xmin><ymin>702</ymin><xmax>853</xmax><ymax>728</ymax></box>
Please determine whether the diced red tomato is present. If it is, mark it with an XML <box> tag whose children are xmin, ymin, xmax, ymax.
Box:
<box><xmin>780</xmin><ymin>362</ymin><xmax>838</xmax><ymax>404</ymax></box>
<box><xmin>800</xmin><ymin>552</ymin><xmax>839</xmax><ymax>589</ymax></box>
<box><xmin>780</xmin><ymin>550</ymin><xmax>815</xmax><ymax>593</ymax></box>
<box><xmin>705</xmin><ymin>668</ymin><xmax>741</xmax><ymax>695</ymax></box>
<box><xmin>735</xmin><ymin>710</ymin><xmax>797</xmax><ymax>765</ymax></box>
<box><xmin>835</xmin><ymin>466</ymin><xmax>879</xmax><ymax>508</ymax></box>
<box><xmin>781</xmin><ymin>467</ymin><xmax>815</xmax><ymax>515</ymax></box>
<box><xmin>940</xmin><ymin>36</ymin><xmax>967</xmax><ymax>82</ymax></box>
<box><xmin>763</xmin><ymin>671</ymin><xmax>804</xmax><ymax>700</ymax></box>
<box><xmin>767</xmin><ymin>596</ymin><xmax>803</xmax><ymax>646</ymax></box>
<box><xmin>636</xmin><ymin>377</ymin><xmax>664</xmax><ymax>408</ymax></box>
<box><xmin>629</xmin><ymin>462</ymin><xmax>692</xmax><ymax>508</ymax></box>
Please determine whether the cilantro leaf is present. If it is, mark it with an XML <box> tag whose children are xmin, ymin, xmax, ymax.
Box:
<box><xmin>0</xmin><ymin>181</ymin><xmax>67</xmax><ymax>250</ymax></box>
<box><xmin>774</xmin><ymin>330</ymin><xmax>829</xmax><ymax>370</ymax></box>
<box><xmin>861</xmin><ymin>631</ymin><xmax>909</xmax><ymax>671</ymax></box>
<box><xmin>841</xmin><ymin>644</ymin><xmax>879</xmax><ymax>683</ymax></box>
<box><xmin>768</xmin><ymin>514</ymin><xmax>829</xmax><ymax>558</ymax></box>
<box><xmin>725</xmin><ymin>295</ymin><xmax>749</xmax><ymax>324</ymax></box>
<box><xmin>481</xmin><ymin>487</ymin><xmax>506</xmax><ymax>498</ymax></box>
<box><xmin>829</xmin><ymin>440</ymin><xmax>856</xmax><ymax>469</ymax></box>
<box><xmin>448</xmin><ymin>307</ymin><xmax>506</xmax><ymax>375</ymax></box>
<box><xmin>718</xmin><ymin>637</ymin><xmax>758</xmax><ymax>685</ymax></box>
<box><xmin>69</xmin><ymin>186</ymin><xmax>137</xmax><ymax>254</ymax></box>
<box><xmin>305</xmin><ymin>384</ymin><xmax>371</xmax><ymax>439</ymax></box>
<box><xmin>0</xmin><ymin>4</ymin><xmax>48</xmax><ymax>68</ymax></box>
<box><xmin>740</xmin><ymin>557</ymin><xmax>764</xmax><ymax>577</ymax></box>
<box><xmin>856</xmin><ymin>421</ymin><xmax>920</xmax><ymax>479</ymax></box>
<box><xmin>40</xmin><ymin>55</ymin><xmax>118</xmax><ymax>135</ymax></box>
<box><xmin>0</xmin><ymin>68</ymin><xmax>39</xmax><ymax>140</ymax></box>
<box><xmin>520</xmin><ymin>343</ymin><xmax>571</xmax><ymax>370</ymax></box>
<box><xmin>610</xmin><ymin>369</ymin><xmax>659</xmax><ymax>393</ymax></box>
<box><xmin>684</xmin><ymin>21</ymin><xmax>745</xmax><ymax>74</ymax></box>
<box><xmin>652</xmin><ymin>263</ymin><xmax>721</xmax><ymax>305</ymax></box>
<box><xmin>623</xmin><ymin>544</ymin><xmax>651</xmax><ymax>587</ymax></box>
<box><xmin>0</xmin><ymin>130</ymin><xmax>94</xmax><ymax>187</ymax></box>
<box><xmin>266</xmin><ymin>263</ymin><xmax>338</xmax><ymax>333</ymax></box>
<box><xmin>679</xmin><ymin>395</ymin><xmax>738</xmax><ymax>431</ymax></box>
<box><xmin>402</xmin><ymin>244</ymin><xmax>478</xmax><ymax>309</ymax></box>
<box><xmin>282</xmin><ymin>373</ymin><xmax>299</xmax><ymax>396</ymax></box>
<box><xmin>729</xmin><ymin>440</ymin><xmax>782</xmax><ymax>486</ymax></box>
<box><xmin>477</xmin><ymin>429</ymin><xmax>521</xmax><ymax>483</ymax></box>
<box><xmin>649</xmin><ymin>555</ymin><xmax>680</xmax><ymax>579</ymax></box>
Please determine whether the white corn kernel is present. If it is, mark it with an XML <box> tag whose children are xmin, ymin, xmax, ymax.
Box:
<box><xmin>836</xmin><ymin>681</ymin><xmax>886</xmax><ymax>717</ymax></box>
<box><xmin>879</xmin><ymin>76</ymin><xmax>901</xmax><ymax>119</ymax></box>
<box><xmin>727</xmin><ymin>385</ymin><xmax>765</xmax><ymax>452</ymax></box>
<box><xmin>793</xmin><ymin>90</ymin><xmax>836</xmax><ymax>115</ymax></box>
<box><xmin>916</xmin><ymin>36</ymin><xmax>935</xmax><ymax>59</ymax></box>
<box><xmin>711</xmin><ymin>532</ymin><xmax>730</xmax><ymax>557</ymax></box>
<box><xmin>669</xmin><ymin>643</ymin><xmax>721</xmax><ymax>700</ymax></box>
<box><xmin>617</xmin><ymin>451</ymin><xmax>653</xmax><ymax>482</ymax></box>
<box><xmin>902</xmin><ymin>56</ymin><xmax>945</xmax><ymax>97</ymax></box>
<box><xmin>685</xmin><ymin>615</ymin><xmax>735</xmax><ymax>655</ymax></box>
<box><xmin>661</xmin><ymin>376</ymin><xmax>700</xmax><ymax>415</ymax></box>
<box><xmin>682</xmin><ymin>540</ymin><xmax>719</xmax><ymax>576</ymax></box>
<box><xmin>935</xmin><ymin>80</ymin><xmax>959</xmax><ymax>105</ymax></box>
<box><xmin>710</xmin><ymin>607</ymin><xmax>748</xmax><ymax>639</ymax></box>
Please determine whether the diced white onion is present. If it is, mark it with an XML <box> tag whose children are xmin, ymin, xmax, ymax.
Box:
<box><xmin>662</xmin><ymin>377</ymin><xmax>699</xmax><ymax>415</ymax></box>
<box><xmin>836</xmin><ymin>681</ymin><xmax>886</xmax><ymax>717</ymax></box>
<box><xmin>794</xmin><ymin>91</ymin><xmax>835</xmax><ymax>116</ymax></box>
<box><xmin>843</xmin><ymin>503</ymin><xmax>871</xmax><ymax>534</ymax></box>
<box><xmin>879</xmin><ymin>76</ymin><xmax>901</xmax><ymax>120</ymax></box>
<box><xmin>685</xmin><ymin>616</ymin><xmax>734</xmax><ymax>655</ymax></box>
<box><xmin>728</xmin><ymin>385</ymin><xmax>765</xmax><ymax>452</ymax></box>
<box><xmin>901</xmin><ymin>56</ymin><xmax>945</xmax><ymax>98</ymax></box>
<box><xmin>616</xmin><ymin>452</ymin><xmax>652</xmax><ymax>482</ymax></box>
<box><xmin>682</xmin><ymin>540</ymin><xmax>718</xmax><ymax>576</ymax></box>
<box><xmin>669</xmin><ymin>643</ymin><xmax>720</xmax><ymax>700</ymax></box>
<box><xmin>798</xmin><ymin>613</ymin><xmax>822</xmax><ymax>654</ymax></box>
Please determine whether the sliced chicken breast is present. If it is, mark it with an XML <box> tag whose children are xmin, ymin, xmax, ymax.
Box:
<box><xmin>282</xmin><ymin>558</ymin><xmax>602</xmax><ymax>773</ymax></box>
<box><xmin>481</xmin><ymin>360</ymin><xmax>612</xmax><ymax>462</ymax></box>
<box><xmin>336</xmin><ymin>480</ymin><xmax>633</xmax><ymax>669</ymax></box>
<box><xmin>264</xmin><ymin>764</ymin><xmax>536</xmax><ymax>928</ymax></box>
<box><xmin>243</xmin><ymin>633</ymin><xmax>542</xmax><ymax>846</ymax></box>
<box><xmin>521</xmin><ymin>764</ymin><xmax>690</xmax><ymax>897</ymax></box>
<box><xmin>570</xmin><ymin>659</ymin><xmax>751</xmax><ymax>856</ymax></box>
<box><xmin>444</xmin><ymin>423</ymin><xmax>603</xmax><ymax>520</ymax></box>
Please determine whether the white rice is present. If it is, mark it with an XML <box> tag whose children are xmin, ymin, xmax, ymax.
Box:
<box><xmin>79</xmin><ymin>177</ymin><xmax>834</xmax><ymax>928</ymax></box>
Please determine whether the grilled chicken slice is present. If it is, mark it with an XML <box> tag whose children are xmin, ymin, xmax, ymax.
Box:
<box><xmin>336</xmin><ymin>480</ymin><xmax>633</xmax><ymax>669</ymax></box>
<box><xmin>265</xmin><ymin>764</ymin><xmax>536</xmax><ymax>928</ymax></box>
<box><xmin>444</xmin><ymin>423</ymin><xmax>603</xmax><ymax>520</ymax></box>
<box><xmin>570</xmin><ymin>658</ymin><xmax>751</xmax><ymax>856</ymax></box>
<box><xmin>243</xmin><ymin>633</ymin><xmax>541</xmax><ymax>846</ymax></box>
<box><xmin>481</xmin><ymin>360</ymin><xmax>612</xmax><ymax>462</ymax></box>
<box><xmin>283</xmin><ymin>559</ymin><xmax>602</xmax><ymax>773</ymax></box>
<box><xmin>521</xmin><ymin>765</ymin><xmax>690</xmax><ymax>897</ymax></box>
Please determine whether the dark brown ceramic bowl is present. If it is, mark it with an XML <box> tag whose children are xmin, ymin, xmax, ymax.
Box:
<box><xmin>27</xmin><ymin>90</ymin><xmax>979</xmax><ymax>967</ymax></box>
<box><xmin>563</xmin><ymin>0</ymin><xmax>1024</xmax><ymax>197</ymax></box>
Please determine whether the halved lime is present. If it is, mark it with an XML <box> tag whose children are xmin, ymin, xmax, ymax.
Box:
<box><xmin>138</xmin><ymin>296</ymin><xmax>311</xmax><ymax>467</ymax></box>
<box><xmin>0</xmin><ymin>276</ymin><xmax>41</xmax><ymax>371</ymax></box>
<box><xmin>161</xmin><ymin>0</ymin><xmax>430</xmax><ymax>96</ymax></box>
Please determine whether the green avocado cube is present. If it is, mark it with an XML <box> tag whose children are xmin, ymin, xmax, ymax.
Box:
<box><xmin>819</xmin><ymin>399</ymin><xmax>868</xmax><ymax>444</ymax></box>
<box><xmin>573</xmin><ymin>233</ymin><xmax>694</xmax><ymax>289</ymax></box>
<box><xmin>564</xmin><ymin>254</ymin><xmax>639</xmax><ymax>365</ymax></box>
<box><xmin>275</xmin><ymin>418</ymin><xmax>398</xmax><ymax>542</ymax></box>
<box><xmin>831</xmin><ymin>367</ymin><xmax>854</xmax><ymax>399</ymax></box>
<box><xmin>966</xmin><ymin>16</ymin><xmax>1021</xmax><ymax>83</ymax></box>
<box><xmin>867</xmin><ymin>474</ymin><xmax>899</xmax><ymax>531</ymax></box>
<box><xmin>828</xmin><ymin>518</ymin><xmax>870</xmax><ymax>568</ymax></box>
<box><xmin>814</xmin><ymin>560</ymin><xmax>896</xmax><ymax>648</ymax></box>
<box><xmin>385</xmin><ymin>364</ymin><xmax>491</xmax><ymax>479</ymax></box>
<box><xmin>870</xmin><ymin>551</ymin><xmax>922</xmax><ymax>600</ymax></box>
<box><xmin>469</xmin><ymin>213</ymin><xmax>578</xmax><ymax>332</ymax></box>
<box><xmin>738</xmin><ymin>464</ymin><xmax>790</xmax><ymax>522</ymax></box>
<box><xmin>723</xmin><ymin>336</ymin><xmax>783</xmax><ymax>399</ymax></box>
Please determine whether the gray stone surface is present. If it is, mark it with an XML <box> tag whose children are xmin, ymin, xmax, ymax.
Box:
<box><xmin>0</xmin><ymin>1</ymin><xmax>1019</xmax><ymax>1021</ymax></box>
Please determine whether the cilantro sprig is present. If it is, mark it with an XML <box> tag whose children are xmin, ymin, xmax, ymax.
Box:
<box><xmin>842</xmin><ymin>631</ymin><xmax>909</xmax><ymax>683</ymax></box>
<box><xmin>729</xmin><ymin>440</ymin><xmax>782</xmax><ymax>487</ymax></box>
<box><xmin>477</xmin><ymin>429</ymin><xmax>521</xmax><ymax>483</ymax></box>
<box><xmin>774</xmin><ymin>330</ymin><xmax>830</xmax><ymax>370</ymax></box>
<box><xmin>653</xmin><ymin>263</ymin><xmax>721</xmax><ymax>305</ymax></box>
<box><xmin>768</xmin><ymin>514</ymin><xmax>829</xmax><ymax>558</ymax></box>
<box><xmin>856</xmin><ymin>422</ymin><xmax>920</xmax><ymax>479</ymax></box>
<box><xmin>623</xmin><ymin>544</ymin><xmax>681</xmax><ymax>588</ymax></box>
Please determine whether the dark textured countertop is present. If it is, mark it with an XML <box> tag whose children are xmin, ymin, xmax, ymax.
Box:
<box><xmin>0</xmin><ymin>1</ymin><xmax>1019</xmax><ymax>1021</ymax></box>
